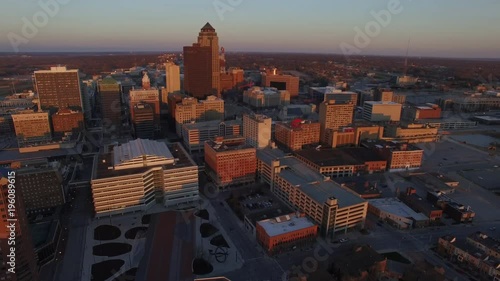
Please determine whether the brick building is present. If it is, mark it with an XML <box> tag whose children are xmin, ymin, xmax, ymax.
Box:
<box><xmin>204</xmin><ymin>136</ymin><xmax>257</xmax><ymax>188</ymax></box>
<box><xmin>362</xmin><ymin>140</ymin><xmax>423</xmax><ymax>171</ymax></box>
<box><xmin>261</xmin><ymin>69</ymin><xmax>299</xmax><ymax>97</ymax></box>
<box><xmin>51</xmin><ymin>109</ymin><xmax>84</xmax><ymax>135</ymax></box>
<box><xmin>255</xmin><ymin>213</ymin><xmax>318</xmax><ymax>255</ymax></box>
<box><xmin>399</xmin><ymin>188</ymin><xmax>443</xmax><ymax>221</ymax></box>
<box><xmin>274</xmin><ymin>120</ymin><xmax>320</xmax><ymax>151</ymax></box>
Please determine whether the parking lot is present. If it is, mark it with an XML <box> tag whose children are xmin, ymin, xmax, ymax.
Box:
<box><xmin>238</xmin><ymin>191</ymin><xmax>276</xmax><ymax>212</ymax></box>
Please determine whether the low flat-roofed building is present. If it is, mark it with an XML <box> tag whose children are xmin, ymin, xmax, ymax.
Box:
<box><xmin>399</xmin><ymin>188</ymin><xmax>442</xmax><ymax>221</ymax></box>
<box><xmin>261</xmin><ymin>71</ymin><xmax>299</xmax><ymax>97</ymax></box>
<box><xmin>426</xmin><ymin>191</ymin><xmax>475</xmax><ymax>223</ymax></box>
<box><xmin>256</xmin><ymin>148</ymin><xmax>367</xmax><ymax>236</ymax></box>
<box><xmin>362</xmin><ymin>140</ymin><xmax>423</xmax><ymax>171</ymax></box>
<box><xmin>413</xmin><ymin>173</ymin><xmax>458</xmax><ymax>194</ymax></box>
<box><xmin>368</xmin><ymin>198</ymin><xmax>429</xmax><ymax>229</ymax></box>
<box><xmin>244</xmin><ymin>206</ymin><xmax>293</xmax><ymax>238</ymax></box>
<box><xmin>256</xmin><ymin>213</ymin><xmax>318</xmax><ymax>255</ymax></box>
<box><xmin>295</xmin><ymin>147</ymin><xmax>387</xmax><ymax>178</ymax></box>
<box><xmin>91</xmin><ymin>139</ymin><xmax>199</xmax><ymax>217</ymax></box>
<box><xmin>334</xmin><ymin>177</ymin><xmax>382</xmax><ymax>199</ymax></box>
<box><xmin>384</xmin><ymin>123</ymin><xmax>439</xmax><ymax>143</ymax></box>
<box><xmin>204</xmin><ymin>136</ymin><xmax>256</xmax><ymax>188</ymax></box>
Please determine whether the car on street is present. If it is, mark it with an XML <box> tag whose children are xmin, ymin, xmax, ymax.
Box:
<box><xmin>490</xmin><ymin>227</ymin><xmax>496</xmax><ymax>231</ymax></box>
<box><xmin>339</xmin><ymin>238</ymin><xmax>349</xmax><ymax>243</ymax></box>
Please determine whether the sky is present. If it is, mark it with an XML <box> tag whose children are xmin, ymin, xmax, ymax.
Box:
<box><xmin>0</xmin><ymin>0</ymin><xmax>499</xmax><ymax>58</ymax></box>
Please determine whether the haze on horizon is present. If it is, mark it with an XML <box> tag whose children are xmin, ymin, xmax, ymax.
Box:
<box><xmin>0</xmin><ymin>0</ymin><xmax>499</xmax><ymax>58</ymax></box>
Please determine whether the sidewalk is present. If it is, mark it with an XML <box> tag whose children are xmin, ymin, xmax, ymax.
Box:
<box><xmin>194</xmin><ymin>199</ymin><xmax>244</xmax><ymax>278</ymax></box>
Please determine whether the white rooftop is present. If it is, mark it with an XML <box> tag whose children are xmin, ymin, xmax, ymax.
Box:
<box><xmin>257</xmin><ymin>213</ymin><xmax>316</xmax><ymax>237</ymax></box>
<box><xmin>113</xmin><ymin>139</ymin><xmax>174</xmax><ymax>167</ymax></box>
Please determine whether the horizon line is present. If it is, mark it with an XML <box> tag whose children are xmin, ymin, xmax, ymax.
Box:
<box><xmin>0</xmin><ymin>51</ymin><xmax>499</xmax><ymax>61</ymax></box>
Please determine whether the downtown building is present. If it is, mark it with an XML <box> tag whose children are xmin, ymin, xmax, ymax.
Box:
<box><xmin>12</xmin><ymin>110</ymin><xmax>52</xmax><ymax>148</ymax></box>
<box><xmin>51</xmin><ymin>108</ymin><xmax>84</xmax><ymax>137</ymax></box>
<box><xmin>164</xmin><ymin>62</ymin><xmax>181</xmax><ymax>95</ymax></box>
<box><xmin>362</xmin><ymin>101</ymin><xmax>402</xmax><ymax>122</ymax></box>
<box><xmin>204</xmin><ymin>136</ymin><xmax>256</xmax><ymax>188</ymax></box>
<box><xmin>256</xmin><ymin>147</ymin><xmax>368</xmax><ymax>237</ymax></box>
<box><xmin>90</xmin><ymin>139</ymin><xmax>199</xmax><ymax>217</ymax></box>
<box><xmin>325</xmin><ymin>124</ymin><xmax>384</xmax><ymax>148</ymax></box>
<box><xmin>294</xmin><ymin>147</ymin><xmax>388</xmax><ymax>178</ymax></box>
<box><xmin>309</xmin><ymin>87</ymin><xmax>358</xmax><ymax>104</ymax></box>
<box><xmin>362</xmin><ymin>140</ymin><xmax>424</xmax><ymax>172</ymax></box>
<box><xmin>129</xmin><ymin>74</ymin><xmax>161</xmax><ymax>134</ymax></box>
<box><xmin>0</xmin><ymin>172</ymin><xmax>40</xmax><ymax>281</ymax></box>
<box><xmin>319</xmin><ymin>100</ymin><xmax>355</xmax><ymax>143</ymax></box>
<box><xmin>34</xmin><ymin>66</ymin><xmax>86</xmax><ymax>121</ymax></box>
<box><xmin>242</xmin><ymin>86</ymin><xmax>290</xmax><ymax>108</ymax></box>
<box><xmin>182</xmin><ymin>119</ymin><xmax>242</xmax><ymax>153</ymax></box>
<box><xmin>256</xmin><ymin>213</ymin><xmax>318</xmax><ymax>255</ymax></box>
<box><xmin>184</xmin><ymin>23</ymin><xmax>221</xmax><ymax>98</ymax></box>
<box><xmin>261</xmin><ymin>68</ymin><xmax>299</xmax><ymax>97</ymax></box>
<box><xmin>174</xmin><ymin>95</ymin><xmax>224</xmax><ymax>136</ymax></box>
<box><xmin>98</xmin><ymin>77</ymin><xmax>124</xmax><ymax>136</ymax></box>
<box><xmin>274</xmin><ymin>120</ymin><xmax>321</xmax><ymax>151</ymax></box>
<box><xmin>242</xmin><ymin>114</ymin><xmax>272</xmax><ymax>149</ymax></box>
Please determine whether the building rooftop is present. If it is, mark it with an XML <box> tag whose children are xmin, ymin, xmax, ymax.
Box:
<box><xmin>368</xmin><ymin>198</ymin><xmax>429</xmax><ymax>221</ymax></box>
<box><xmin>365</xmin><ymin>101</ymin><xmax>401</xmax><ymax>106</ymax></box>
<box><xmin>113</xmin><ymin>139</ymin><xmax>174</xmax><ymax>167</ymax></box>
<box><xmin>0</xmin><ymin>146</ymin><xmax>82</xmax><ymax>165</ymax></box>
<box><xmin>205</xmin><ymin>136</ymin><xmax>254</xmax><ymax>152</ymax></box>
<box><xmin>295</xmin><ymin>147</ymin><xmax>385</xmax><ymax>167</ymax></box>
<box><xmin>256</xmin><ymin>147</ymin><xmax>288</xmax><ymax>166</ymax></box>
<box><xmin>182</xmin><ymin>119</ymin><xmax>241</xmax><ymax>131</ymax></box>
<box><xmin>94</xmin><ymin>142</ymin><xmax>195</xmax><ymax>179</ymax></box>
<box><xmin>245</xmin><ymin>206</ymin><xmax>293</xmax><ymax>226</ymax></box>
<box><xmin>244</xmin><ymin>113</ymin><xmax>271</xmax><ymax>122</ymax></box>
<box><xmin>277</xmin><ymin>157</ymin><xmax>365</xmax><ymax>207</ymax></box>
<box><xmin>257</xmin><ymin>213</ymin><xmax>316</xmax><ymax>237</ymax></box>
<box><xmin>362</xmin><ymin>140</ymin><xmax>422</xmax><ymax>152</ymax></box>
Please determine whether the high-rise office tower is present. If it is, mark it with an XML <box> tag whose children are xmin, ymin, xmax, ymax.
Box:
<box><xmin>0</xmin><ymin>169</ymin><xmax>40</xmax><ymax>281</ymax></box>
<box><xmin>98</xmin><ymin>77</ymin><xmax>123</xmax><ymax>136</ymax></box>
<box><xmin>243</xmin><ymin>114</ymin><xmax>272</xmax><ymax>149</ymax></box>
<box><xmin>165</xmin><ymin>62</ymin><xmax>181</xmax><ymax>95</ymax></box>
<box><xmin>133</xmin><ymin>103</ymin><xmax>155</xmax><ymax>139</ymax></box>
<box><xmin>319</xmin><ymin>100</ymin><xmax>354</xmax><ymax>143</ymax></box>
<box><xmin>183</xmin><ymin>22</ymin><xmax>221</xmax><ymax>98</ymax></box>
<box><xmin>34</xmin><ymin>66</ymin><xmax>83</xmax><ymax>112</ymax></box>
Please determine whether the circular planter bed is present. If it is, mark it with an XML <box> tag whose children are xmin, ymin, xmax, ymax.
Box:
<box><xmin>125</xmin><ymin>227</ymin><xmax>148</xmax><ymax>239</ymax></box>
<box><xmin>93</xmin><ymin>243</ymin><xmax>132</xmax><ymax>257</ymax></box>
<box><xmin>94</xmin><ymin>225</ymin><xmax>121</xmax><ymax>241</ymax></box>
